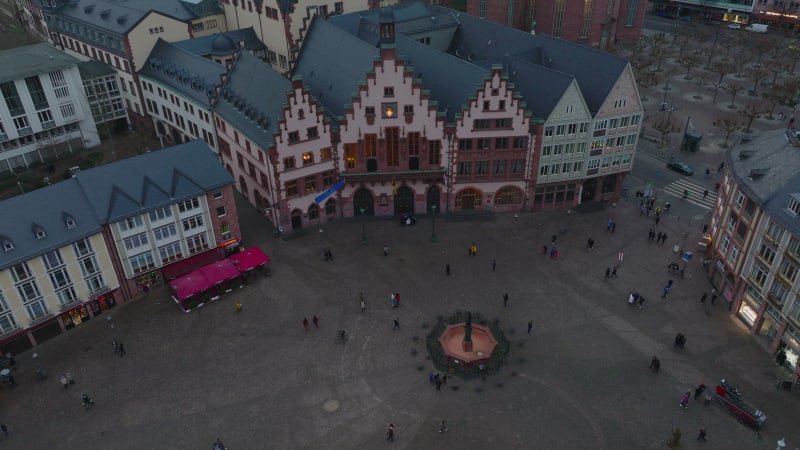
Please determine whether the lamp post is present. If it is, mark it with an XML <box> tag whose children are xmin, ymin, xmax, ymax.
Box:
<box><xmin>431</xmin><ymin>204</ymin><xmax>437</xmax><ymax>242</ymax></box>
<box><xmin>360</xmin><ymin>207</ymin><xmax>367</xmax><ymax>245</ymax></box>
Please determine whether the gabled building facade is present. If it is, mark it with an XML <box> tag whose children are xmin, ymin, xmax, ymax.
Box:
<box><xmin>78</xmin><ymin>60</ymin><xmax>128</xmax><ymax>130</ymax></box>
<box><xmin>31</xmin><ymin>0</ymin><xmax>227</xmax><ymax>132</ymax></box>
<box><xmin>0</xmin><ymin>44</ymin><xmax>99</xmax><ymax>172</ymax></box>
<box><xmin>707</xmin><ymin>129</ymin><xmax>800</xmax><ymax>380</ymax></box>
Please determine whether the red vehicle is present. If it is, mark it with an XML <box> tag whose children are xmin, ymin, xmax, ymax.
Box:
<box><xmin>714</xmin><ymin>379</ymin><xmax>766</xmax><ymax>429</ymax></box>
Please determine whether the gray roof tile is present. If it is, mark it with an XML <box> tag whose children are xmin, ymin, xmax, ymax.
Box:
<box><xmin>0</xmin><ymin>44</ymin><xmax>80</xmax><ymax>84</ymax></box>
<box><xmin>138</xmin><ymin>39</ymin><xmax>225</xmax><ymax>105</ymax></box>
<box><xmin>173</xmin><ymin>27</ymin><xmax>266</xmax><ymax>56</ymax></box>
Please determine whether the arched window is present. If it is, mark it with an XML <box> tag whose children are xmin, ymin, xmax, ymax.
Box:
<box><xmin>239</xmin><ymin>176</ymin><xmax>249</xmax><ymax>199</ymax></box>
<box><xmin>325</xmin><ymin>199</ymin><xmax>336</xmax><ymax>215</ymax></box>
<box><xmin>308</xmin><ymin>203</ymin><xmax>319</xmax><ymax>220</ymax></box>
<box><xmin>455</xmin><ymin>188</ymin><xmax>482</xmax><ymax>208</ymax></box>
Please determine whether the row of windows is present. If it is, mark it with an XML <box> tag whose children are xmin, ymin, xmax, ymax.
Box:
<box><xmin>282</xmin><ymin>148</ymin><xmax>333</xmax><ymax>169</ymax></box>
<box><xmin>129</xmin><ymin>232</ymin><xmax>210</xmax><ymax>274</ymax></box>
<box><xmin>585</xmin><ymin>153</ymin><xmax>634</xmax><ymax>170</ymax></box>
<box><xmin>544</xmin><ymin>122</ymin><xmax>590</xmax><ymax>138</ymax></box>
<box><xmin>542</xmin><ymin>142</ymin><xmax>588</xmax><ymax>157</ymax></box>
<box><xmin>458</xmin><ymin>136</ymin><xmax>528</xmax><ymax>150</ymax></box>
<box><xmin>539</xmin><ymin>161</ymin><xmax>585</xmax><ymax>176</ymax></box>
<box><xmin>457</xmin><ymin>159</ymin><xmax>526</xmax><ymax>176</ymax></box>
<box><xmin>284</xmin><ymin>171</ymin><xmax>337</xmax><ymax>198</ymax></box>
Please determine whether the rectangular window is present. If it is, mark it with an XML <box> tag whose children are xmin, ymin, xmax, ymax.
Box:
<box><xmin>428</xmin><ymin>140</ymin><xmax>441</xmax><ymax>165</ymax></box>
<box><xmin>48</xmin><ymin>268</ymin><xmax>71</xmax><ymax>290</ymax></box>
<box><xmin>384</xmin><ymin>86</ymin><xmax>394</xmax><ymax>97</ymax></box>
<box><xmin>750</xmin><ymin>264</ymin><xmax>768</xmax><ymax>288</ymax></box>
<box><xmin>581</xmin><ymin>0</ymin><xmax>593</xmax><ymax>37</ymax></box>
<box><xmin>476</xmin><ymin>138</ymin><xmax>491</xmax><ymax>150</ymax></box>
<box><xmin>129</xmin><ymin>252</ymin><xmax>155</xmax><ymax>274</ymax></box>
<box><xmin>544</xmin><ymin>126</ymin><xmax>554</xmax><ymax>137</ymax></box>
<box><xmin>307</xmin><ymin>126</ymin><xmax>318</xmax><ymax>139</ymax></box>
<box><xmin>556</xmin><ymin>124</ymin><xmax>566</xmax><ymax>135</ymax></box>
<box><xmin>766</xmin><ymin>219</ymin><xmax>785</xmax><ymax>242</ymax></box>
<box><xmin>42</xmin><ymin>250</ymin><xmax>64</xmax><ymax>270</ymax></box>
<box><xmin>302</xmin><ymin>152</ymin><xmax>314</xmax><ymax>166</ymax></box>
<box><xmin>780</xmin><ymin>259</ymin><xmax>798</xmax><ymax>283</ymax></box>
<box><xmin>475</xmin><ymin>160</ymin><xmax>489</xmax><ymax>175</ymax></box>
<box><xmin>285</xmin><ymin>180</ymin><xmax>298</xmax><ymax>197</ymax></box>
<box><xmin>626</xmin><ymin>0</ymin><xmax>639</xmax><ymax>26</ymax></box>
<box><xmin>386</xmin><ymin>127</ymin><xmax>399</xmax><ymax>166</ymax></box>
<box><xmin>474</xmin><ymin>119</ymin><xmax>490</xmax><ymax>129</ymax></box>
<box><xmin>186</xmin><ymin>233</ymin><xmax>209</xmax><ymax>254</ymax></box>
<box><xmin>73</xmin><ymin>238</ymin><xmax>93</xmax><ymax>257</ymax></box>
<box><xmin>513</xmin><ymin>137</ymin><xmax>527</xmax><ymax>149</ymax></box>
<box><xmin>458</xmin><ymin>139</ymin><xmax>472</xmax><ymax>151</ymax></box>
<box><xmin>567</xmin><ymin>123</ymin><xmax>577</xmax><ymax>135</ymax></box>
<box><xmin>124</xmin><ymin>233</ymin><xmax>149</xmax><ymax>251</ymax></box>
<box><xmin>320</xmin><ymin>147</ymin><xmax>333</xmax><ymax>161</ymax></box>
<box><xmin>457</xmin><ymin>161</ymin><xmax>472</xmax><ymax>175</ymax></box>
<box><xmin>288</xmin><ymin>131</ymin><xmax>300</xmax><ymax>143</ymax></box>
<box><xmin>553</xmin><ymin>0</ymin><xmax>566</xmax><ymax>37</ymax></box>
<box><xmin>407</xmin><ymin>132</ymin><xmax>420</xmax><ymax>155</ymax></box>
<box><xmin>365</xmin><ymin>134</ymin><xmax>377</xmax><ymax>158</ymax></box>
<box><xmin>119</xmin><ymin>215</ymin><xmax>143</xmax><ymax>232</ymax></box>
<box><xmin>283</xmin><ymin>156</ymin><xmax>296</xmax><ymax>169</ymax></box>
<box><xmin>153</xmin><ymin>223</ymin><xmax>178</xmax><ymax>241</ymax></box>
<box><xmin>1</xmin><ymin>81</ymin><xmax>25</xmax><ymax>116</ymax></box>
<box><xmin>25</xmin><ymin>76</ymin><xmax>49</xmax><ymax>110</ymax></box>
<box><xmin>344</xmin><ymin>144</ymin><xmax>357</xmax><ymax>169</ymax></box>
<box><xmin>630</xmin><ymin>115</ymin><xmax>641</xmax><ymax>125</ymax></box>
<box><xmin>365</xmin><ymin>106</ymin><xmax>375</xmax><ymax>116</ymax></box>
<box><xmin>495</xmin><ymin>118</ymin><xmax>512</xmax><ymax>128</ymax></box>
<box><xmin>79</xmin><ymin>255</ymin><xmax>100</xmax><ymax>277</ymax></box>
<box><xmin>148</xmin><ymin>206</ymin><xmax>172</xmax><ymax>222</ymax></box>
<box><xmin>177</xmin><ymin>198</ymin><xmax>200</xmax><ymax>213</ymax></box>
<box><xmin>495</xmin><ymin>138</ymin><xmax>508</xmax><ymax>149</ymax></box>
<box><xmin>510</xmin><ymin>159</ymin><xmax>525</xmax><ymax>174</ymax></box>
<box><xmin>158</xmin><ymin>241</ymin><xmax>183</xmax><ymax>263</ymax></box>
<box><xmin>305</xmin><ymin>175</ymin><xmax>317</xmax><ymax>193</ymax></box>
<box><xmin>493</xmin><ymin>160</ymin><xmax>507</xmax><ymax>174</ymax></box>
<box><xmin>182</xmin><ymin>215</ymin><xmax>204</xmax><ymax>232</ymax></box>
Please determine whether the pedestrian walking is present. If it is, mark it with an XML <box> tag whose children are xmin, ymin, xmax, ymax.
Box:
<box><xmin>360</xmin><ymin>296</ymin><xmax>367</xmax><ymax>313</ymax></box>
<box><xmin>655</xmin><ymin>215</ymin><xmax>661</xmax><ymax>226</ymax></box>
<box><xmin>611</xmin><ymin>222</ymin><xmax>616</xmax><ymax>233</ymax></box>
<box><xmin>697</xmin><ymin>428</ymin><xmax>706</xmax><ymax>441</ymax></box>
<box><xmin>694</xmin><ymin>383</ymin><xmax>706</xmax><ymax>399</ymax></box>
<box><xmin>607</xmin><ymin>219</ymin><xmax>613</xmax><ymax>232</ymax></box>
<box><xmin>604</xmin><ymin>267</ymin><xmax>611</xmax><ymax>279</ymax></box>
<box><xmin>680</xmin><ymin>391</ymin><xmax>690</xmax><ymax>409</ymax></box>
<box><xmin>649</xmin><ymin>356</ymin><xmax>660</xmax><ymax>373</ymax></box>
<box><xmin>703</xmin><ymin>189</ymin><xmax>709</xmax><ymax>199</ymax></box>
<box><xmin>660</xmin><ymin>233</ymin><xmax>668</xmax><ymax>245</ymax></box>
<box><xmin>700</xmin><ymin>293</ymin><xmax>707</xmax><ymax>304</ymax></box>
<box><xmin>503</xmin><ymin>293</ymin><xmax>509</xmax><ymax>307</ymax></box>
<box><xmin>386</xmin><ymin>424</ymin><xmax>394</xmax><ymax>442</ymax></box>
<box><xmin>492</xmin><ymin>259</ymin><xmax>496</xmax><ymax>272</ymax></box>
<box><xmin>587</xmin><ymin>238</ymin><xmax>595</xmax><ymax>251</ymax></box>
<box><xmin>662</xmin><ymin>286</ymin><xmax>670</xmax><ymax>298</ymax></box>
<box><xmin>303</xmin><ymin>318</ymin><xmax>309</xmax><ymax>331</ymax></box>
<box><xmin>541</xmin><ymin>244</ymin><xmax>548</xmax><ymax>255</ymax></box>
<box><xmin>470</xmin><ymin>244</ymin><xmax>477</xmax><ymax>256</ymax></box>
<box><xmin>112</xmin><ymin>339</ymin><xmax>119</xmax><ymax>354</ymax></box>
<box><xmin>442</xmin><ymin>374</ymin><xmax>447</xmax><ymax>385</ymax></box>
<box><xmin>527</xmin><ymin>320</ymin><xmax>533</xmax><ymax>334</ymax></box>
<box><xmin>445</xmin><ymin>264</ymin><xmax>450</xmax><ymax>276</ymax></box>
<box><xmin>393</xmin><ymin>318</ymin><xmax>400</xmax><ymax>331</ymax></box>
<box><xmin>235</xmin><ymin>301</ymin><xmax>242</xmax><ymax>312</ymax></box>
<box><xmin>118</xmin><ymin>342</ymin><xmax>126</xmax><ymax>356</ymax></box>
<box><xmin>550</xmin><ymin>247</ymin><xmax>556</xmax><ymax>259</ymax></box>
<box><xmin>638</xmin><ymin>295</ymin><xmax>645</xmax><ymax>309</ymax></box>
<box><xmin>383</xmin><ymin>244</ymin><xmax>390</xmax><ymax>256</ymax></box>
<box><xmin>657</xmin><ymin>232</ymin><xmax>663</xmax><ymax>243</ymax></box>
<box><xmin>611</xmin><ymin>265</ymin><xmax>618</xmax><ymax>278</ymax></box>
<box><xmin>710</xmin><ymin>291</ymin><xmax>717</xmax><ymax>305</ymax></box>
<box><xmin>312</xmin><ymin>315</ymin><xmax>319</xmax><ymax>328</ymax></box>
<box><xmin>0</xmin><ymin>424</ymin><xmax>7</xmax><ymax>437</ymax></box>
<box><xmin>439</xmin><ymin>419</ymin><xmax>448</xmax><ymax>433</ymax></box>
<box><xmin>435</xmin><ymin>378</ymin><xmax>442</xmax><ymax>390</ymax></box>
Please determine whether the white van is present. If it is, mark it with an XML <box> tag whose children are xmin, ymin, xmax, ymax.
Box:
<box><xmin>745</xmin><ymin>24</ymin><xmax>768</xmax><ymax>33</ymax></box>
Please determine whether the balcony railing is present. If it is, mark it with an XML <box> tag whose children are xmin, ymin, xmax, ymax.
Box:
<box><xmin>28</xmin><ymin>312</ymin><xmax>53</xmax><ymax>326</ymax></box>
<box><xmin>41</xmin><ymin>120</ymin><xmax>56</xmax><ymax>130</ymax></box>
<box><xmin>17</xmin><ymin>127</ymin><xmax>32</xmax><ymax>136</ymax></box>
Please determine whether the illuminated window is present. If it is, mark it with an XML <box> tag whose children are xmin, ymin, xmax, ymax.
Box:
<box><xmin>302</xmin><ymin>152</ymin><xmax>314</xmax><ymax>165</ymax></box>
<box><xmin>344</xmin><ymin>144</ymin><xmax>357</xmax><ymax>169</ymax></box>
<box><xmin>382</xmin><ymin>102</ymin><xmax>397</xmax><ymax>119</ymax></box>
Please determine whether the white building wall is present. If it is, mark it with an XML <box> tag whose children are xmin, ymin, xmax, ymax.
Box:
<box><xmin>140</xmin><ymin>77</ymin><xmax>217</xmax><ymax>151</ymax></box>
<box><xmin>127</xmin><ymin>13</ymin><xmax>192</xmax><ymax>73</ymax></box>
<box><xmin>538</xmin><ymin>81</ymin><xmax>591</xmax><ymax>184</ymax></box>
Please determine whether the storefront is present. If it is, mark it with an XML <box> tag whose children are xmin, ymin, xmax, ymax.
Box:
<box><xmin>60</xmin><ymin>291</ymin><xmax>118</xmax><ymax>329</ymax></box>
<box><xmin>736</xmin><ymin>287</ymin><xmax>762</xmax><ymax>328</ymax></box>
<box><xmin>778</xmin><ymin>324</ymin><xmax>800</xmax><ymax>373</ymax></box>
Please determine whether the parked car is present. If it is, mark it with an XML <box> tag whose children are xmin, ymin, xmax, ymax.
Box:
<box><xmin>745</xmin><ymin>24</ymin><xmax>768</xmax><ymax>33</ymax></box>
<box><xmin>667</xmin><ymin>160</ymin><xmax>694</xmax><ymax>175</ymax></box>
<box><xmin>726</xmin><ymin>23</ymin><xmax>741</xmax><ymax>30</ymax></box>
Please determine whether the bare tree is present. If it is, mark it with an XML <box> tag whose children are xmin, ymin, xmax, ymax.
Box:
<box><xmin>710</xmin><ymin>60</ymin><xmax>736</xmax><ymax>84</ymax></box>
<box><xmin>693</xmin><ymin>70</ymin><xmax>711</xmax><ymax>100</ymax></box>
<box><xmin>725</xmin><ymin>80</ymin><xmax>746</xmax><ymax>108</ymax></box>
<box><xmin>653</xmin><ymin>116</ymin><xmax>679</xmax><ymax>144</ymax></box>
<box><xmin>786</xmin><ymin>42</ymin><xmax>800</xmax><ymax>73</ymax></box>
<box><xmin>738</xmin><ymin>99</ymin><xmax>767</xmax><ymax>132</ymax></box>
<box><xmin>765</xmin><ymin>58</ymin><xmax>790</xmax><ymax>85</ymax></box>
<box><xmin>713</xmin><ymin>113</ymin><xmax>745</xmax><ymax>148</ymax></box>
<box><xmin>745</xmin><ymin>66</ymin><xmax>770</xmax><ymax>96</ymax></box>
<box><xmin>776</xmin><ymin>77</ymin><xmax>800</xmax><ymax>107</ymax></box>
<box><xmin>761</xmin><ymin>88</ymin><xmax>783</xmax><ymax>120</ymax></box>
<box><xmin>680</xmin><ymin>53</ymin><xmax>703</xmax><ymax>80</ymax></box>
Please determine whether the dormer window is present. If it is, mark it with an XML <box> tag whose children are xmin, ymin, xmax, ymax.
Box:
<box><xmin>32</xmin><ymin>224</ymin><xmax>47</xmax><ymax>240</ymax></box>
<box><xmin>63</xmin><ymin>213</ymin><xmax>77</xmax><ymax>229</ymax></box>
<box><xmin>1</xmin><ymin>237</ymin><xmax>13</xmax><ymax>252</ymax></box>
<box><xmin>786</xmin><ymin>194</ymin><xmax>800</xmax><ymax>217</ymax></box>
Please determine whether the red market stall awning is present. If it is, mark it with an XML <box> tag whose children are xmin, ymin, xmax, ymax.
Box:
<box><xmin>169</xmin><ymin>272</ymin><xmax>211</xmax><ymax>302</ymax></box>
<box><xmin>229</xmin><ymin>246</ymin><xmax>271</xmax><ymax>273</ymax></box>
<box><xmin>197</xmin><ymin>259</ymin><xmax>241</xmax><ymax>286</ymax></box>
<box><xmin>161</xmin><ymin>249</ymin><xmax>221</xmax><ymax>281</ymax></box>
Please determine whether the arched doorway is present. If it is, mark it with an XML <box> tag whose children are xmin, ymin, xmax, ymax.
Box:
<box><xmin>494</xmin><ymin>186</ymin><xmax>523</xmax><ymax>206</ymax></box>
<box><xmin>253</xmin><ymin>190</ymin><xmax>264</xmax><ymax>210</ymax></box>
<box><xmin>353</xmin><ymin>188</ymin><xmax>374</xmax><ymax>216</ymax></box>
<box><xmin>325</xmin><ymin>199</ymin><xmax>336</xmax><ymax>218</ymax></box>
<box><xmin>394</xmin><ymin>186</ymin><xmax>415</xmax><ymax>215</ymax></box>
<box><xmin>455</xmin><ymin>188</ymin><xmax>482</xmax><ymax>210</ymax></box>
<box><xmin>291</xmin><ymin>209</ymin><xmax>303</xmax><ymax>229</ymax></box>
<box><xmin>426</xmin><ymin>186</ymin><xmax>440</xmax><ymax>213</ymax></box>
<box><xmin>582</xmin><ymin>179</ymin><xmax>597</xmax><ymax>202</ymax></box>
<box><xmin>308</xmin><ymin>203</ymin><xmax>319</xmax><ymax>221</ymax></box>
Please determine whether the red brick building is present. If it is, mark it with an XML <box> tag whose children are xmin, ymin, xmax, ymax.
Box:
<box><xmin>466</xmin><ymin>0</ymin><xmax>646</xmax><ymax>50</ymax></box>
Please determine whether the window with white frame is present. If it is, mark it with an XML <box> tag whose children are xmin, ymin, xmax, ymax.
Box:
<box><xmin>721</xmin><ymin>235</ymin><xmax>730</xmax><ymax>253</ymax></box>
<box><xmin>42</xmin><ymin>249</ymin><xmax>63</xmax><ymax>270</ymax></box>
<box><xmin>118</xmin><ymin>215</ymin><xmax>143</xmax><ymax>232</ymax></box>
<box><xmin>769</xmin><ymin>280</ymin><xmax>790</xmax><ymax>304</ymax></box>
<box><xmin>785</xmin><ymin>194</ymin><xmax>800</xmax><ymax>216</ymax></box>
<box><xmin>73</xmin><ymin>238</ymin><xmax>93</xmax><ymax>257</ymax></box>
<box><xmin>750</xmin><ymin>264</ymin><xmax>768</xmax><ymax>288</ymax></box>
<box><xmin>177</xmin><ymin>198</ymin><xmax>200</xmax><ymax>213</ymax></box>
<box><xmin>0</xmin><ymin>291</ymin><xmax>18</xmax><ymax>334</ymax></box>
<box><xmin>153</xmin><ymin>223</ymin><xmax>178</xmax><ymax>241</ymax></box>
<box><xmin>727</xmin><ymin>215</ymin><xmax>737</xmax><ymax>232</ymax></box>
<box><xmin>123</xmin><ymin>233</ymin><xmax>149</xmax><ymax>251</ymax></box>
<box><xmin>735</xmin><ymin>191</ymin><xmax>745</xmax><ymax>209</ymax></box>
<box><xmin>790</xmin><ymin>300</ymin><xmax>800</xmax><ymax>322</ymax></box>
<box><xmin>148</xmin><ymin>206</ymin><xmax>173</xmax><ymax>222</ymax></box>
<box><xmin>55</xmin><ymin>286</ymin><xmax>78</xmax><ymax>306</ymax></box>
<box><xmin>766</xmin><ymin>219</ymin><xmax>785</xmax><ymax>242</ymax></box>
<box><xmin>158</xmin><ymin>241</ymin><xmax>183</xmax><ymax>263</ymax></box>
<box><xmin>758</xmin><ymin>242</ymin><xmax>777</xmax><ymax>265</ymax></box>
<box><xmin>788</xmin><ymin>236</ymin><xmax>800</xmax><ymax>258</ymax></box>
<box><xmin>186</xmin><ymin>233</ymin><xmax>208</xmax><ymax>254</ymax></box>
<box><xmin>779</xmin><ymin>259</ymin><xmax>798</xmax><ymax>283</ymax></box>
<box><xmin>182</xmin><ymin>215</ymin><xmax>204</xmax><ymax>232</ymax></box>
<box><xmin>128</xmin><ymin>252</ymin><xmax>154</xmax><ymax>274</ymax></box>
<box><xmin>729</xmin><ymin>245</ymin><xmax>740</xmax><ymax>265</ymax></box>
<box><xmin>11</xmin><ymin>262</ymin><xmax>33</xmax><ymax>283</ymax></box>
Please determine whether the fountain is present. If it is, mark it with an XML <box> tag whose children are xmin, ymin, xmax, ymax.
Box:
<box><xmin>432</xmin><ymin>311</ymin><xmax>506</xmax><ymax>373</ymax></box>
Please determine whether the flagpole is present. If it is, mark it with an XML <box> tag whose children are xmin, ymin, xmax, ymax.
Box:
<box><xmin>683</xmin><ymin>115</ymin><xmax>691</xmax><ymax>136</ymax></box>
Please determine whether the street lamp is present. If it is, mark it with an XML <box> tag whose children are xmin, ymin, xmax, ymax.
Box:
<box><xmin>431</xmin><ymin>204</ymin><xmax>437</xmax><ymax>242</ymax></box>
<box><xmin>360</xmin><ymin>207</ymin><xmax>367</xmax><ymax>245</ymax></box>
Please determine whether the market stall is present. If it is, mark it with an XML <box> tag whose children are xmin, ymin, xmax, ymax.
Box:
<box><xmin>229</xmin><ymin>246</ymin><xmax>271</xmax><ymax>281</ymax></box>
<box><xmin>196</xmin><ymin>259</ymin><xmax>242</xmax><ymax>299</ymax></box>
<box><xmin>169</xmin><ymin>272</ymin><xmax>212</xmax><ymax>312</ymax></box>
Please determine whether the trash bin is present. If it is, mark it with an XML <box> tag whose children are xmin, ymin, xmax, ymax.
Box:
<box><xmin>704</xmin><ymin>395</ymin><xmax>712</xmax><ymax>406</ymax></box>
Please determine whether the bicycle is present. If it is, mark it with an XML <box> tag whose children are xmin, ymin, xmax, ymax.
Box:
<box><xmin>335</xmin><ymin>330</ymin><xmax>347</xmax><ymax>344</ymax></box>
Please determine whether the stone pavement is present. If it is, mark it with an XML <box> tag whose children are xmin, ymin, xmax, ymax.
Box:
<box><xmin>0</xmin><ymin>194</ymin><xmax>797</xmax><ymax>449</ymax></box>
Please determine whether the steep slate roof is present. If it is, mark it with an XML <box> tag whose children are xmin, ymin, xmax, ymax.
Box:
<box><xmin>73</xmin><ymin>140</ymin><xmax>233</xmax><ymax>223</ymax></box>
<box><xmin>214</xmin><ymin>51</ymin><xmax>291</xmax><ymax>149</ymax></box>
<box><xmin>292</xmin><ymin>17</ymin><xmax>380</xmax><ymax>118</ymax></box>
<box><xmin>173</xmin><ymin>27</ymin><xmax>267</xmax><ymax>57</ymax></box>
<box><xmin>51</xmin><ymin>0</ymin><xmax>218</xmax><ymax>34</ymax></box>
<box><xmin>0</xmin><ymin>181</ymin><xmax>101</xmax><ymax>270</ymax></box>
<box><xmin>0</xmin><ymin>44</ymin><xmax>79</xmax><ymax>84</ymax></box>
<box><xmin>728</xmin><ymin>129</ymin><xmax>800</xmax><ymax>235</ymax></box>
<box><xmin>488</xmin><ymin>56</ymin><xmax>576</xmax><ymax>120</ymax></box>
<box><xmin>139</xmin><ymin>38</ymin><xmax>225</xmax><ymax>105</ymax></box>
<box><xmin>315</xmin><ymin>1</ymin><xmax>628</xmax><ymax>118</ymax></box>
